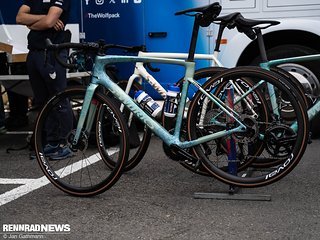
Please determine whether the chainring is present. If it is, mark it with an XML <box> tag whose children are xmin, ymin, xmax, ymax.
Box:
<box><xmin>264</xmin><ymin>124</ymin><xmax>297</xmax><ymax>157</ymax></box>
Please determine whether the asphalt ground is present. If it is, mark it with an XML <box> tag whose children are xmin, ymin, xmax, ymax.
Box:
<box><xmin>0</xmin><ymin>132</ymin><xmax>320</xmax><ymax>240</ymax></box>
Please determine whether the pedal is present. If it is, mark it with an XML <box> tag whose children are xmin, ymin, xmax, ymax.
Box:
<box><xmin>171</xmin><ymin>144</ymin><xmax>199</xmax><ymax>164</ymax></box>
<box><xmin>183</xmin><ymin>159</ymin><xmax>202</xmax><ymax>171</ymax></box>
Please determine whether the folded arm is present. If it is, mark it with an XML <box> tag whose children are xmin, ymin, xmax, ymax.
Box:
<box><xmin>16</xmin><ymin>5</ymin><xmax>64</xmax><ymax>31</ymax></box>
<box><xmin>16</xmin><ymin>5</ymin><xmax>44</xmax><ymax>26</ymax></box>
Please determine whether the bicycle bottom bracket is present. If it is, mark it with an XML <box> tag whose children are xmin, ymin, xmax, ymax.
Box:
<box><xmin>162</xmin><ymin>128</ymin><xmax>191</xmax><ymax>161</ymax></box>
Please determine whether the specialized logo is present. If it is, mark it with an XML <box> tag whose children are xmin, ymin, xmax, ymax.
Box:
<box><xmin>49</xmin><ymin>72</ymin><xmax>56</xmax><ymax>80</ymax></box>
<box><xmin>55</xmin><ymin>1</ymin><xmax>63</xmax><ymax>6</ymax></box>
<box><xmin>108</xmin><ymin>88</ymin><xmax>155</xmax><ymax>130</ymax></box>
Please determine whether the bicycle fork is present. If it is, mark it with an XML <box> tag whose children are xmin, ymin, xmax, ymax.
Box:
<box><xmin>72</xmin><ymin>83</ymin><xmax>99</xmax><ymax>146</ymax></box>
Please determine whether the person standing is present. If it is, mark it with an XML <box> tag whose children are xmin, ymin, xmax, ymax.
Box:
<box><xmin>16</xmin><ymin>0</ymin><xmax>73</xmax><ymax>160</ymax></box>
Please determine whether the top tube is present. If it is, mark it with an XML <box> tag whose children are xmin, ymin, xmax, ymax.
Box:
<box><xmin>137</xmin><ymin>52</ymin><xmax>223</xmax><ymax>67</ymax></box>
<box><xmin>93</xmin><ymin>55</ymin><xmax>195</xmax><ymax>70</ymax></box>
<box><xmin>261</xmin><ymin>53</ymin><xmax>320</xmax><ymax>69</ymax></box>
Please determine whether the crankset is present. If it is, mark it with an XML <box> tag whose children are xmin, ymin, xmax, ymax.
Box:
<box><xmin>162</xmin><ymin>128</ymin><xmax>192</xmax><ymax>161</ymax></box>
<box><xmin>264</xmin><ymin>124</ymin><xmax>297</xmax><ymax>157</ymax></box>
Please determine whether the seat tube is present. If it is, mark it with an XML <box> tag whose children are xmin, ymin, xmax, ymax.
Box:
<box><xmin>174</xmin><ymin>63</ymin><xmax>195</xmax><ymax>138</ymax></box>
<box><xmin>174</xmin><ymin>78</ymin><xmax>189</xmax><ymax>138</ymax></box>
<box><xmin>267</xmin><ymin>82</ymin><xmax>281</xmax><ymax>117</ymax></box>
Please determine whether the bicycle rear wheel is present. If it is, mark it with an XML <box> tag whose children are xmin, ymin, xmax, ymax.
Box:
<box><xmin>187</xmin><ymin>66</ymin><xmax>309</xmax><ymax>187</ymax></box>
<box><xmin>34</xmin><ymin>87</ymin><xmax>129</xmax><ymax>196</ymax></box>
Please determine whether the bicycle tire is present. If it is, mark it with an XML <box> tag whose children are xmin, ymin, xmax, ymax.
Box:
<box><xmin>187</xmin><ymin>66</ymin><xmax>309</xmax><ymax>187</ymax></box>
<box><xmin>249</xmin><ymin>66</ymin><xmax>310</xmax><ymax>168</ymax></box>
<box><xmin>34</xmin><ymin>87</ymin><xmax>129</xmax><ymax>196</ymax></box>
<box><xmin>100</xmin><ymin>80</ymin><xmax>152</xmax><ymax>172</ymax></box>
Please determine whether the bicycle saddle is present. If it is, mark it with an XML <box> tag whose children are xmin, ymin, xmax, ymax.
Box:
<box><xmin>234</xmin><ymin>14</ymin><xmax>280</xmax><ymax>39</ymax></box>
<box><xmin>213</xmin><ymin>13</ymin><xmax>280</xmax><ymax>40</ymax></box>
<box><xmin>213</xmin><ymin>12</ymin><xmax>241</xmax><ymax>28</ymax></box>
<box><xmin>235</xmin><ymin>14</ymin><xmax>280</xmax><ymax>29</ymax></box>
<box><xmin>175</xmin><ymin>2</ymin><xmax>222</xmax><ymax>27</ymax></box>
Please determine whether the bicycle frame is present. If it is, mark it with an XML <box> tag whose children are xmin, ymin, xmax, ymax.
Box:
<box><xmin>73</xmin><ymin>55</ymin><xmax>247</xmax><ymax>149</ymax></box>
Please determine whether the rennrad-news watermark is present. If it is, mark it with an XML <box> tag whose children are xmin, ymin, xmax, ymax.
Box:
<box><xmin>1</xmin><ymin>224</ymin><xmax>70</xmax><ymax>239</ymax></box>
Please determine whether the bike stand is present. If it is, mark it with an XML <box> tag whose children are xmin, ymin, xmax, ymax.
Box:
<box><xmin>193</xmin><ymin>189</ymin><xmax>271</xmax><ymax>201</ymax></box>
<box><xmin>193</xmin><ymin>168</ymin><xmax>271</xmax><ymax>201</ymax></box>
<box><xmin>193</xmin><ymin>86</ymin><xmax>271</xmax><ymax>201</ymax></box>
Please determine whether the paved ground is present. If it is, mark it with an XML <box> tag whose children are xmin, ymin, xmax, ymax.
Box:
<box><xmin>0</xmin><ymin>133</ymin><xmax>320</xmax><ymax>240</ymax></box>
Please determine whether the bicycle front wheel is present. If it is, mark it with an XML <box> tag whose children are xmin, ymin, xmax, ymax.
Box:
<box><xmin>34</xmin><ymin>87</ymin><xmax>129</xmax><ymax>196</ymax></box>
<box><xmin>187</xmin><ymin>66</ymin><xmax>309</xmax><ymax>187</ymax></box>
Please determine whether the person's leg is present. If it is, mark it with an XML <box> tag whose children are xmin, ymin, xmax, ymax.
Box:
<box><xmin>5</xmin><ymin>62</ymin><xmax>30</xmax><ymax>129</ymax></box>
<box><xmin>32</xmin><ymin>50</ymin><xmax>72</xmax><ymax>146</ymax></box>
<box><xmin>27</xmin><ymin>51</ymin><xmax>50</xmax><ymax>108</ymax></box>
<box><xmin>5</xmin><ymin>91</ymin><xmax>29</xmax><ymax>129</ymax></box>
<box><xmin>0</xmin><ymin>52</ymin><xmax>8</xmax><ymax>133</ymax></box>
<box><xmin>37</xmin><ymin>50</ymin><xmax>73</xmax><ymax>159</ymax></box>
<box><xmin>46</xmin><ymin>50</ymin><xmax>73</xmax><ymax>144</ymax></box>
<box><xmin>0</xmin><ymin>95</ymin><xmax>6</xmax><ymax>134</ymax></box>
<box><xmin>7</xmin><ymin>91</ymin><xmax>28</xmax><ymax>117</ymax></box>
<box><xmin>26</xmin><ymin>51</ymin><xmax>50</xmax><ymax>151</ymax></box>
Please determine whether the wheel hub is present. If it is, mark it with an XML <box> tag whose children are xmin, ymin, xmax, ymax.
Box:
<box><xmin>234</xmin><ymin>115</ymin><xmax>258</xmax><ymax>144</ymax></box>
<box><xmin>67</xmin><ymin>129</ymin><xmax>89</xmax><ymax>152</ymax></box>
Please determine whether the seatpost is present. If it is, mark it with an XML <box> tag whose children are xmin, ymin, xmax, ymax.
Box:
<box><xmin>255</xmin><ymin>28</ymin><xmax>268</xmax><ymax>63</ymax></box>
<box><xmin>186</xmin><ymin>14</ymin><xmax>201</xmax><ymax>62</ymax></box>
<box><xmin>214</xmin><ymin>23</ymin><xmax>226</xmax><ymax>53</ymax></box>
